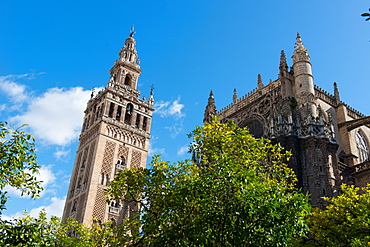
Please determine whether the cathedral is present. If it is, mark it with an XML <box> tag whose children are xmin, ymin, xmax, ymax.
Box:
<box><xmin>62</xmin><ymin>29</ymin><xmax>370</xmax><ymax>225</ymax></box>
<box><xmin>204</xmin><ymin>33</ymin><xmax>370</xmax><ymax>207</ymax></box>
<box><xmin>62</xmin><ymin>27</ymin><xmax>154</xmax><ymax>225</ymax></box>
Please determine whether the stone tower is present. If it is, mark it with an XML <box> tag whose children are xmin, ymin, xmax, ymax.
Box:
<box><xmin>62</xmin><ymin>27</ymin><xmax>154</xmax><ymax>225</ymax></box>
<box><xmin>210</xmin><ymin>33</ymin><xmax>370</xmax><ymax>207</ymax></box>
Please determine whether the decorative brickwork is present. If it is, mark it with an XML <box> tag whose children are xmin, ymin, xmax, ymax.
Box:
<box><xmin>100</xmin><ymin>140</ymin><xmax>116</xmax><ymax>175</ymax></box>
<box><xmin>92</xmin><ymin>187</ymin><xmax>106</xmax><ymax>221</ymax></box>
<box><xmin>131</xmin><ymin>150</ymin><xmax>142</xmax><ymax>168</ymax></box>
<box><xmin>117</xmin><ymin>145</ymin><xmax>129</xmax><ymax>161</ymax></box>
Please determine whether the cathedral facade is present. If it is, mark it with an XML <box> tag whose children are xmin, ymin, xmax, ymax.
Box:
<box><xmin>204</xmin><ymin>34</ymin><xmax>370</xmax><ymax>207</ymax></box>
<box><xmin>62</xmin><ymin>28</ymin><xmax>154</xmax><ymax>225</ymax></box>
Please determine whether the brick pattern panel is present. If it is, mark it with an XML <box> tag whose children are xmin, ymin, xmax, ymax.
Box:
<box><xmin>92</xmin><ymin>187</ymin><xmax>106</xmax><ymax>221</ymax></box>
<box><xmin>101</xmin><ymin>140</ymin><xmax>116</xmax><ymax>175</ymax></box>
<box><xmin>117</xmin><ymin>145</ymin><xmax>129</xmax><ymax>161</ymax></box>
<box><xmin>131</xmin><ymin>150</ymin><xmax>142</xmax><ymax>168</ymax></box>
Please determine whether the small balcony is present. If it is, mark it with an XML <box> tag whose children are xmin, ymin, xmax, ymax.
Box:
<box><xmin>109</xmin><ymin>206</ymin><xmax>120</xmax><ymax>214</ymax></box>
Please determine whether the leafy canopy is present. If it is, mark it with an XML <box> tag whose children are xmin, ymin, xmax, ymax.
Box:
<box><xmin>0</xmin><ymin>122</ymin><xmax>42</xmax><ymax>213</ymax></box>
<box><xmin>293</xmin><ymin>184</ymin><xmax>370</xmax><ymax>247</ymax></box>
<box><xmin>107</xmin><ymin>120</ymin><xmax>310</xmax><ymax>246</ymax></box>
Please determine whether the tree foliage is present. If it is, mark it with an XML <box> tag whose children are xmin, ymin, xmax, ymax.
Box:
<box><xmin>0</xmin><ymin>211</ymin><xmax>122</xmax><ymax>247</ymax></box>
<box><xmin>106</xmin><ymin>120</ymin><xmax>310</xmax><ymax>246</ymax></box>
<box><xmin>362</xmin><ymin>9</ymin><xmax>370</xmax><ymax>21</ymax></box>
<box><xmin>292</xmin><ymin>184</ymin><xmax>370</xmax><ymax>247</ymax></box>
<box><xmin>0</xmin><ymin>122</ymin><xmax>43</xmax><ymax>213</ymax></box>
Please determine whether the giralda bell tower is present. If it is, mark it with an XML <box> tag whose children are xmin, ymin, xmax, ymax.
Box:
<box><xmin>62</xmin><ymin>27</ymin><xmax>154</xmax><ymax>225</ymax></box>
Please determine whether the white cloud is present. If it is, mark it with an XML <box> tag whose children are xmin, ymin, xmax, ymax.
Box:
<box><xmin>2</xmin><ymin>197</ymin><xmax>66</xmax><ymax>220</ymax></box>
<box><xmin>54</xmin><ymin>148</ymin><xmax>71</xmax><ymax>160</ymax></box>
<box><xmin>165</xmin><ymin>121</ymin><xmax>184</xmax><ymax>138</ymax></box>
<box><xmin>0</xmin><ymin>104</ymin><xmax>6</xmax><ymax>111</ymax></box>
<box><xmin>154</xmin><ymin>97</ymin><xmax>185</xmax><ymax>119</ymax></box>
<box><xmin>177</xmin><ymin>145</ymin><xmax>189</xmax><ymax>156</ymax></box>
<box><xmin>148</xmin><ymin>145</ymin><xmax>165</xmax><ymax>156</ymax></box>
<box><xmin>10</xmin><ymin>87</ymin><xmax>90</xmax><ymax>146</ymax></box>
<box><xmin>29</xmin><ymin>197</ymin><xmax>66</xmax><ymax>218</ymax></box>
<box><xmin>4</xmin><ymin>165</ymin><xmax>56</xmax><ymax>198</ymax></box>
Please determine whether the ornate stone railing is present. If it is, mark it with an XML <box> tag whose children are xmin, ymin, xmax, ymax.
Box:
<box><xmin>353</xmin><ymin>160</ymin><xmax>370</xmax><ymax>173</ymax></box>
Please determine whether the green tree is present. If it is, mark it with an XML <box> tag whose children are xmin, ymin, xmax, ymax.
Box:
<box><xmin>292</xmin><ymin>184</ymin><xmax>370</xmax><ymax>247</ymax></box>
<box><xmin>0</xmin><ymin>122</ymin><xmax>43</xmax><ymax>213</ymax></box>
<box><xmin>0</xmin><ymin>210</ymin><xmax>60</xmax><ymax>246</ymax></box>
<box><xmin>362</xmin><ymin>9</ymin><xmax>370</xmax><ymax>21</ymax></box>
<box><xmin>107</xmin><ymin>120</ymin><xmax>310</xmax><ymax>246</ymax></box>
<box><xmin>0</xmin><ymin>211</ymin><xmax>121</xmax><ymax>247</ymax></box>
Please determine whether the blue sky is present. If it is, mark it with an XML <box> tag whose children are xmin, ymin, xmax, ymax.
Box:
<box><xmin>1</xmin><ymin>0</ymin><xmax>369</xmax><ymax>219</ymax></box>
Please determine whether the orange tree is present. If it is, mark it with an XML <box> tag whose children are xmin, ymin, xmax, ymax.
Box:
<box><xmin>293</xmin><ymin>184</ymin><xmax>370</xmax><ymax>247</ymax></box>
<box><xmin>106</xmin><ymin>120</ymin><xmax>310</xmax><ymax>246</ymax></box>
<box><xmin>0</xmin><ymin>122</ymin><xmax>42</xmax><ymax>213</ymax></box>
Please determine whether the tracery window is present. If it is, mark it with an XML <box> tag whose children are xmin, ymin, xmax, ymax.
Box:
<box><xmin>356</xmin><ymin>130</ymin><xmax>369</xmax><ymax>163</ymax></box>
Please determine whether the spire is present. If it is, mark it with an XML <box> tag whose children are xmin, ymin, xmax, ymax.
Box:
<box><xmin>279</xmin><ymin>50</ymin><xmax>288</xmax><ymax>78</ymax></box>
<box><xmin>204</xmin><ymin>91</ymin><xmax>217</xmax><ymax>124</ymax></box>
<box><xmin>233</xmin><ymin>88</ymin><xmax>238</xmax><ymax>103</ymax></box>
<box><xmin>293</xmin><ymin>33</ymin><xmax>310</xmax><ymax>63</ymax></box>
<box><xmin>334</xmin><ymin>82</ymin><xmax>340</xmax><ymax>105</ymax></box>
<box><xmin>257</xmin><ymin>74</ymin><xmax>264</xmax><ymax>89</ymax></box>
<box><xmin>118</xmin><ymin>26</ymin><xmax>140</xmax><ymax>67</ymax></box>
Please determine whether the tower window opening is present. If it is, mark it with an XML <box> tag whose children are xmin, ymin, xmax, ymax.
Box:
<box><xmin>105</xmin><ymin>174</ymin><xmax>110</xmax><ymax>186</ymax></box>
<box><xmin>135</xmin><ymin>114</ymin><xmax>141</xmax><ymax>128</ymax></box>
<box><xmin>96</xmin><ymin>106</ymin><xmax>100</xmax><ymax>120</ymax></box>
<box><xmin>101</xmin><ymin>173</ymin><xmax>105</xmax><ymax>185</ymax></box>
<box><xmin>124</xmin><ymin>75</ymin><xmax>131</xmax><ymax>87</ymax></box>
<box><xmin>116</xmin><ymin>106</ymin><xmax>122</xmax><ymax>121</ymax></box>
<box><xmin>143</xmin><ymin>117</ymin><xmax>147</xmax><ymax>131</ymax></box>
<box><xmin>108</xmin><ymin>103</ymin><xmax>115</xmax><ymax>118</ymax></box>
<box><xmin>86</xmin><ymin>116</ymin><xmax>90</xmax><ymax>129</ymax></box>
<box><xmin>124</xmin><ymin>104</ymin><xmax>133</xmax><ymax>124</ymax></box>
<box><xmin>319</xmin><ymin>166</ymin><xmax>323</xmax><ymax>173</ymax></box>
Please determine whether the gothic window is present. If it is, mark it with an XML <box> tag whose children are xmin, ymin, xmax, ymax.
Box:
<box><xmin>356</xmin><ymin>130</ymin><xmax>369</xmax><ymax>163</ymax></box>
<box><xmin>246</xmin><ymin>120</ymin><xmax>264</xmax><ymax>138</ymax></box>
<box><xmin>116</xmin><ymin>106</ymin><xmax>122</xmax><ymax>121</ymax></box>
<box><xmin>108</xmin><ymin>103</ymin><xmax>115</xmax><ymax>118</ymax></box>
<box><xmin>124</xmin><ymin>75</ymin><xmax>131</xmax><ymax>87</ymax></box>
<box><xmin>124</xmin><ymin>103</ymin><xmax>133</xmax><ymax>124</ymax></box>
<box><xmin>71</xmin><ymin>202</ymin><xmax>77</xmax><ymax>217</ymax></box>
<box><xmin>135</xmin><ymin>114</ymin><xmax>141</xmax><ymax>128</ymax></box>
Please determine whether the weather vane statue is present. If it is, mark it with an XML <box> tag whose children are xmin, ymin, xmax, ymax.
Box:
<box><xmin>129</xmin><ymin>25</ymin><xmax>135</xmax><ymax>37</ymax></box>
<box><xmin>150</xmin><ymin>84</ymin><xmax>155</xmax><ymax>96</ymax></box>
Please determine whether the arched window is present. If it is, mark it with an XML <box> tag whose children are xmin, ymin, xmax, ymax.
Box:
<box><xmin>356</xmin><ymin>130</ymin><xmax>369</xmax><ymax>163</ymax></box>
<box><xmin>124</xmin><ymin>75</ymin><xmax>131</xmax><ymax>87</ymax></box>
<box><xmin>124</xmin><ymin>103</ymin><xmax>133</xmax><ymax>124</ymax></box>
